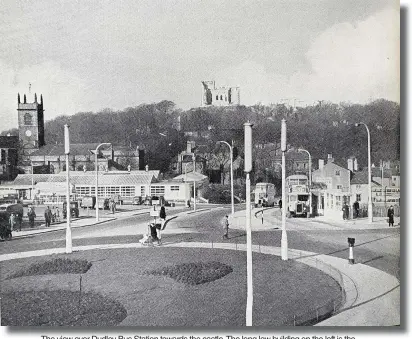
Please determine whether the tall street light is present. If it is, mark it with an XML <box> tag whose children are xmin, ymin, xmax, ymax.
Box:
<box><xmin>355</xmin><ymin>122</ymin><xmax>373</xmax><ymax>223</ymax></box>
<box><xmin>192</xmin><ymin>153</ymin><xmax>196</xmax><ymax>212</ymax></box>
<box><xmin>217</xmin><ymin>140</ymin><xmax>234</xmax><ymax>215</ymax></box>
<box><xmin>31</xmin><ymin>161</ymin><xmax>34</xmax><ymax>200</ymax></box>
<box><xmin>94</xmin><ymin>143</ymin><xmax>111</xmax><ymax>222</ymax></box>
<box><xmin>281</xmin><ymin>119</ymin><xmax>288</xmax><ymax>260</ymax></box>
<box><xmin>244</xmin><ymin>122</ymin><xmax>254</xmax><ymax>326</ymax></box>
<box><xmin>184</xmin><ymin>162</ymin><xmax>191</xmax><ymax>206</ymax></box>
<box><xmin>298</xmin><ymin>148</ymin><xmax>312</xmax><ymax>217</ymax></box>
<box><xmin>64</xmin><ymin>125</ymin><xmax>72</xmax><ymax>254</ymax></box>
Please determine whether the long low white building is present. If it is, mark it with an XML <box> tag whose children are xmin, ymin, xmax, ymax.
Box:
<box><xmin>3</xmin><ymin>170</ymin><xmax>202</xmax><ymax>203</ymax></box>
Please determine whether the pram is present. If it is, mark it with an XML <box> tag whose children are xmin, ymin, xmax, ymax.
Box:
<box><xmin>139</xmin><ymin>222</ymin><xmax>162</xmax><ymax>246</ymax></box>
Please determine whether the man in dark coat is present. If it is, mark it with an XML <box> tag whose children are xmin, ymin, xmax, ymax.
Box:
<box><xmin>160</xmin><ymin>205</ymin><xmax>166</xmax><ymax>230</ymax></box>
<box><xmin>44</xmin><ymin>206</ymin><xmax>52</xmax><ymax>227</ymax></box>
<box><xmin>387</xmin><ymin>205</ymin><xmax>395</xmax><ymax>227</ymax></box>
<box><xmin>353</xmin><ymin>201</ymin><xmax>359</xmax><ymax>218</ymax></box>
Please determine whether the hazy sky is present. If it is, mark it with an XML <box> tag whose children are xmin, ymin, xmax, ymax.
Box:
<box><xmin>0</xmin><ymin>0</ymin><xmax>399</xmax><ymax>131</ymax></box>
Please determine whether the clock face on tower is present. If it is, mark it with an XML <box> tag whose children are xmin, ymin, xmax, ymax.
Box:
<box><xmin>25</xmin><ymin>130</ymin><xmax>32</xmax><ymax>137</ymax></box>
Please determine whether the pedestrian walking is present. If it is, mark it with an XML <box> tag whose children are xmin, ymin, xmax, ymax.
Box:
<box><xmin>55</xmin><ymin>206</ymin><xmax>60</xmax><ymax>222</ymax></box>
<box><xmin>223</xmin><ymin>215</ymin><xmax>229</xmax><ymax>239</ymax></box>
<box><xmin>9</xmin><ymin>213</ymin><xmax>18</xmax><ymax>232</ymax></box>
<box><xmin>44</xmin><ymin>206</ymin><xmax>52</xmax><ymax>227</ymax></box>
<box><xmin>387</xmin><ymin>205</ymin><xmax>395</xmax><ymax>227</ymax></box>
<box><xmin>5</xmin><ymin>214</ymin><xmax>13</xmax><ymax>239</ymax></box>
<box><xmin>160</xmin><ymin>204</ymin><xmax>166</xmax><ymax>230</ymax></box>
<box><xmin>51</xmin><ymin>206</ymin><xmax>57</xmax><ymax>223</ymax></box>
<box><xmin>28</xmin><ymin>207</ymin><xmax>36</xmax><ymax>228</ymax></box>
<box><xmin>353</xmin><ymin>201</ymin><xmax>359</xmax><ymax>218</ymax></box>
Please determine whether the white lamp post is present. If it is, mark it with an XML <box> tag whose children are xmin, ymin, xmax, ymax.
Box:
<box><xmin>31</xmin><ymin>161</ymin><xmax>34</xmax><ymax>200</ymax></box>
<box><xmin>192</xmin><ymin>153</ymin><xmax>196</xmax><ymax>212</ymax></box>
<box><xmin>217</xmin><ymin>140</ymin><xmax>234</xmax><ymax>215</ymax></box>
<box><xmin>355</xmin><ymin>123</ymin><xmax>373</xmax><ymax>223</ymax></box>
<box><xmin>94</xmin><ymin>143</ymin><xmax>111</xmax><ymax>222</ymax></box>
<box><xmin>244</xmin><ymin>122</ymin><xmax>254</xmax><ymax>326</ymax></box>
<box><xmin>64</xmin><ymin>125</ymin><xmax>72</xmax><ymax>253</ymax></box>
<box><xmin>281</xmin><ymin>119</ymin><xmax>288</xmax><ymax>260</ymax></box>
<box><xmin>298</xmin><ymin>148</ymin><xmax>312</xmax><ymax>217</ymax></box>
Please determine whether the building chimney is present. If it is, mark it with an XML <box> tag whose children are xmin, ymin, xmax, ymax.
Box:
<box><xmin>327</xmin><ymin>154</ymin><xmax>334</xmax><ymax>163</ymax></box>
<box><xmin>347</xmin><ymin>158</ymin><xmax>354</xmax><ymax>172</ymax></box>
<box><xmin>318</xmin><ymin>159</ymin><xmax>324</xmax><ymax>170</ymax></box>
<box><xmin>354</xmin><ymin>158</ymin><xmax>358</xmax><ymax>171</ymax></box>
<box><xmin>186</xmin><ymin>141</ymin><xmax>192</xmax><ymax>153</ymax></box>
<box><xmin>145</xmin><ymin>164</ymin><xmax>149</xmax><ymax>172</ymax></box>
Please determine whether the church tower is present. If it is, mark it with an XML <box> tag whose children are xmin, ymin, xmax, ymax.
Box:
<box><xmin>17</xmin><ymin>93</ymin><xmax>45</xmax><ymax>151</ymax></box>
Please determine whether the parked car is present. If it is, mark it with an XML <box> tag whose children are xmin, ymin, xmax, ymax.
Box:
<box><xmin>0</xmin><ymin>203</ymin><xmax>24</xmax><ymax>220</ymax></box>
<box><xmin>132</xmin><ymin>196</ymin><xmax>142</xmax><ymax>205</ymax></box>
<box><xmin>143</xmin><ymin>197</ymin><xmax>152</xmax><ymax>206</ymax></box>
<box><xmin>62</xmin><ymin>201</ymin><xmax>79</xmax><ymax>218</ymax></box>
<box><xmin>97</xmin><ymin>198</ymin><xmax>110</xmax><ymax>210</ymax></box>
<box><xmin>81</xmin><ymin>196</ymin><xmax>96</xmax><ymax>209</ymax></box>
<box><xmin>81</xmin><ymin>196</ymin><xmax>109</xmax><ymax>210</ymax></box>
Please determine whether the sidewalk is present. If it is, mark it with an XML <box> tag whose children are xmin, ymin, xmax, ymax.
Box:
<box><xmin>11</xmin><ymin>208</ymin><xmax>151</xmax><ymax>238</ymax></box>
<box><xmin>229</xmin><ymin>207</ymin><xmax>400</xmax><ymax>231</ymax></box>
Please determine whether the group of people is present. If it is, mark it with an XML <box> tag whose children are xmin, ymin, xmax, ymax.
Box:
<box><xmin>109</xmin><ymin>199</ymin><xmax>117</xmax><ymax>214</ymax></box>
<box><xmin>344</xmin><ymin>201</ymin><xmax>396</xmax><ymax>227</ymax></box>
<box><xmin>43</xmin><ymin>206</ymin><xmax>60</xmax><ymax>227</ymax></box>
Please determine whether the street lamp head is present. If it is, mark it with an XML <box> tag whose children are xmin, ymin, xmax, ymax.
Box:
<box><xmin>355</xmin><ymin>123</ymin><xmax>360</xmax><ymax>127</ymax></box>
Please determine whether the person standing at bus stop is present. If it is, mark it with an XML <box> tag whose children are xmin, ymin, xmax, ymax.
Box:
<box><xmin>28</xmin><ymin>207</ymin><xmax>36</xmax><ymax>228</ymax></box>
<box><xmin>44</xmin><ymin>206</ymin><xmax>52</xmax><ymax>227</ymax></box>
<box><xmin>223</xmin><ymin>215</ymin><xmax>229</xmax><ymax>239</ymax></box>
<box><xmin>387</xmin><ymin>205</ymin><xmax>395</xmax><ymax>227</ymax></box>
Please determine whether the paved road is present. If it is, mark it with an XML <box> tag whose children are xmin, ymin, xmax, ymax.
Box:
<box><xmin>1</xmin><ymin>205</ymin><xmax>400</xmax><ymax>279</ymax></box>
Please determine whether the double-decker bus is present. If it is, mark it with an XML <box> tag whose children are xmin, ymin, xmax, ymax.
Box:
<box><xmin>286</xmin><ymin>174</ymin><xmax>309</xmax><ymax>217</ymax></box>
<box><xmin>254</xmin><ymin>182</ymin><xmax>277</xmax><ymax>207</ymax></box>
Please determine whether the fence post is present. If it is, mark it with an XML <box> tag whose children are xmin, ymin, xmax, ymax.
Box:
<box><xmin>211</xmin><ymin>240</ymin><xmax>213</xmax><ymax>249</ymax></box>
<box><xmin>293</xmin><ymin>314</ymin><xmax>296</xmax><ymax>326</ymax></box>
<box><xmin>316</xmin><ymin>308</ymin><xmax>319</xmax><ymax>322</ymax></box>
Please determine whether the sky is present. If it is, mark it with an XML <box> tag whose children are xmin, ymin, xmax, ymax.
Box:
<box><xmin>0</xmin><ymin>0</ymin><xmax>399</xmax><ymax>131</ymax></box>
